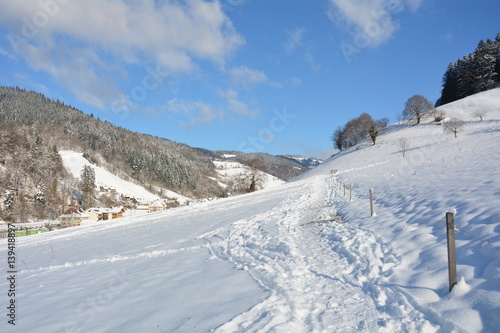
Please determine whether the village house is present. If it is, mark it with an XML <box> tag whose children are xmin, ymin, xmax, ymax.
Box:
<box><xmin>148</xmin><ymin>200</ymin><xmax>167</xmax><ymax>213</ymax></box>
<box><xmin>110</xmin><ymin>206</ymin><xmax>126</xmax><ymax>219</ymax></box>
<box><xmin>86</xmin><ymin>208</ymin><xmax>110</xmax><ymax>221</ymax></box>
<box><xmin>136</xmin><ymin>199</ymin><xmax>151</xmax><ymax>212</ymax></box>
<box><xmin>120</xmin><ymin>195</ymin><xmax>138</xmax><ymax>209</ymax></box>
<box><xmin>59</xmin><ymin>208</ymin><xmax>90</xmax><ymax>227</ymax></box>
<box><xmin>86</xmin><ymin>207</ymin><xmax>126</xmax><ymax>221</ymax></box>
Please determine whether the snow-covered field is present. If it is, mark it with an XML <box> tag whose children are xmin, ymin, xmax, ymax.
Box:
<box><xmin>1</xmin><ymin>89</ymin><xmax>499</xmax><ymax>332</ymax></box>
<box><xmin>214</xmin><ymin>160</ymin><xmax>284</xmax><ymax>191</ymax></box>
<box><xmin>60</xmin><ymin>150</ymin><xmax>190</xmax><ymax>204</ymax></box>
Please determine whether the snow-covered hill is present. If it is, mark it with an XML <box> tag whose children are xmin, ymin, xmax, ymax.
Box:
<box><xmin>60</xmin><ymin>151</ymin><xmax>191</xmax><ymax>204</ymax></box>
<box><xmin>214</xmin><ymin>159</ymin><xmax>285</xmax><ymax>192</ymax></box>
<box><xmin>280</xmin><ymin>154</ymin><xmax>323</xmax><ymax>168</ymax></box>
<box><xmin>1</xmin><ymin>89</ymin><xmax>499</xmax><ymax>332</ymax></box>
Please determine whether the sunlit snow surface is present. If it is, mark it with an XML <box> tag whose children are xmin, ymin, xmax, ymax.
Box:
<box><xmin>59</xmin><ymin>150</ymin><xmax>191</xmax><ymax>204</ymax></box>
<box><xmin>1</xmin><ymin>89</ymin><xmax>499</xmax><ymax>332</ymax></box>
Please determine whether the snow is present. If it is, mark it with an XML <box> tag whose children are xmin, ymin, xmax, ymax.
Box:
<box><xmin>214</xmin><ymin>160</ymin><xmax>285</xmax><ymax>190</ymax></box>
<box><xmin>59</xmin><ymin>150</ymin><xmax>191</xmax><ymax>204</ymax></box>
<box><xmin>1</xmin><ymin>89</ymin><xmax>499</xmax><ymax>332</ymax></box>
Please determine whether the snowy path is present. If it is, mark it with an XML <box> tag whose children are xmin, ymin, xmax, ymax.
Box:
<box><xmin>203</xmin><ymin>176</ymin><xmax>436</xmax><ymax>332</ymax></box>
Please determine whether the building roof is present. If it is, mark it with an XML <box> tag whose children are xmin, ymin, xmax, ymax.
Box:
<box><xmin>150</xmin><ymin>200</ymin><xmax>166</xmax><ymax>208</ymax></box>
<box><xmin>87</xmin><ymin>206</ymin><xmax>125</xmax><ymax>214</ymax></box>
<box><xmin>60</xmin><ymin>207</ymin><xmax>90</xmax><ymax>218</ymax></box>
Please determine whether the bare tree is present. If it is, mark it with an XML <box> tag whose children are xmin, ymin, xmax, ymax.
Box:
<box><xmin>246</xmin><ymin>158</ymin><xmax>267</xmax><ymax>192</ymax></box>
<box><xmin>443</xmin><ymin>118</ymin><xmax>465</xmax><ymax>138</ymax></box>
<box><xmin>403</xmin><ymin>95</ymin><xmax>433</xmax><ymax>124</ymax></box>
<box><xmin>331</xmin><ymin>126</ymin><xmax>344</xmax><ymax>150</ymax></box>
<box><xmin>396</xmin><ymin>112</ymin><xmax>402</xmax><ymax>123</ymax></box>
<box><xmin>430</xmin><ymin>109</ymin><xmax>446</xmax><ymax>122</ymax></box>
<box><xmin>472</xmin><ymin>108</ymin><xmax>488</xmax><ymax>121</ymax></box>
<box><xmin>397</xmin><ymin>138</ymin><xmax>410</xmax><ymax>157</ymax></box>
<box><xmin>368</xmin><ymin>124</ymin><xmax>379</xmax><ymax>145</ymax></box>
<box><xmin>369</xmin><ymin>118</ymin><xmax>389</xmax><ymax>145</ymax></box>
<box><xmin>332</xmin><ymin>114</ymin><xmax>388</xmax><ymax>149</ymax></box>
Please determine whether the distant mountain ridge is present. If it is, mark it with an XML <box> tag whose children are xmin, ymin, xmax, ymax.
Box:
<box><xmin>279</xmin><ymin>154</ymin><xmax>322</xmax><ymax>168</ymax></box>
<box><xmin>214</xmin><ymin>150</ymin><xmax>309</xmax><ymax>180</ymax></box>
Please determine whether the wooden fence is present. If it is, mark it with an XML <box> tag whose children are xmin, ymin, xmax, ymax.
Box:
<box><xmin>329</xmin><ymin>170</ymin><xmax>458</xmax><ymax>293</ymax></box>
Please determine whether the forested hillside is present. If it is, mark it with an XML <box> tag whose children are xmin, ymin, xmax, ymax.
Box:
<box><xmin>0</xmin><ymin>86</ymin><xmax>310</xmax><ymax>222</ymax></box>
<box><xmin>438</xmin><ymin>32</ymin><xmax>500</xmax><ymax>106</ymax></box>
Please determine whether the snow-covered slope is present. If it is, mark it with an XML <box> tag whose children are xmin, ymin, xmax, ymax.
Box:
<box><xmin>214</xmin><ymin>160</ymin><xmax>285</xmax><ymax>191</ymax></box>
<box><xmin>60</xmin><ymin>150</ymin><xmax>190</xmax><ymax>204</ymax></box>
<box><xmin>1</xmin><ymin>90</ymin><xmax>499</xmax><ymax>332</ymax></box>
<box><xmin>280</xmin><ymin>154</ymin><xmax>323</xmax><ymax>168</ymax></box>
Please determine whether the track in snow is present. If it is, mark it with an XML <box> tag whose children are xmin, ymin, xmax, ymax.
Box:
<box><xmin>202</xmin><ymin>176</ymin><xmax>436</xmax><ymax>332</ymax></box>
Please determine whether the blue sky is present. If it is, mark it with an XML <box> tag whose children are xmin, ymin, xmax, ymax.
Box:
<box><xmin>0</xmin><ymin>0</ymin><xmax>498</xmax><ymax>159</ymax></box>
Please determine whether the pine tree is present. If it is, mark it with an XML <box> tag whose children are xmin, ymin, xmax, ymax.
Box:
<box><xmin>495</xmin><ymin>33</ymin><xmax>500</xmax><ymax>87</ymax></box>
<box><xmin>456</xmin><ymin>55</ymin><xmax>476</xmax><ymax>98</ymax></box>
<box><xmin>79</xmin><ymin>165</ymin><xmax>95</xmax><ymax>208</ymax></box>
<box><xmin>3</xmin><ymin>189</ymin><xmax>15</xmax><ymax>209</ymax></box>
<box><xmin>440</xmin><ymin>63</ymin><xmax>460</xmax><ymax>105</ymax></box>
<box><xmin>439</xmin><ymin>33</ymin><xmax>500</xmax><ymax>105</ymax></box>
<box><xmin>473</xmin><ymin>39</ymin><xmax>497</xmax><ymax>93</ymax></box>
<box><xmin>34</xmin><ymin>184</ymin><xmax>46</xmax><ymax>205</ymax></box>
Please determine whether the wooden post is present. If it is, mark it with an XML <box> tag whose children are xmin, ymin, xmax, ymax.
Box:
<box><xmin>349</xmin><ymin>185</ymin><xmax>352</xmax><ymax>202</ymax></box>
<box><xmin>446</xmin><ymin>212</ymin><xmax>457</xmax><ymax>292</ymax></box>
<box><xmin>369</xmin><ymin>189</ymin><xmax>374</xmax><ymax>216</ymax></box>
<box><xmin>343</xmin><ymin>184</ymin><xmax>346</xmax><ymax>196</ymax></box>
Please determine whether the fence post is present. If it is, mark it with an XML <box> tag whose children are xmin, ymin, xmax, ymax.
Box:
<box><xmin>446</xmin><ymin>212</ymin><xmax>457</xmax><ymax>292</ymax></box>
<box><xmin>369</xmin><ymin>189</ymin><xmax>374</xmax><ymax>216</ymax></box>
<box><xmin>343</xmin><ymin>184</ymin><xmax>346</xmax><ymax>196</ymax></box>
<box><xmin>349</xmin><ymin>185</ymin><xmax>352</xmax><ymax>202</ymax></box>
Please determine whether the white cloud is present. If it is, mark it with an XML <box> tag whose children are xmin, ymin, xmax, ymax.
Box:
<box><xmin>407</xmin><ymin>0</ymin><xmax>425</xmax><ymax>12</ymax></box>
<box><xmin>16</xmin><ymin>41</ymin><xmax>123</xmax><ymax>109</ymax></box>
<box><xmin>283</xmin><ymin>27</ymin><xmax>321</xmax><ymax>72</ymax></box>
<box><xmin>0</xmin><ymin>0</ymin><xmax>244</xmax><ymax>109</ymax></box>
<box><xmin>290</xmin><ymin>77</ymin><xmax>302</xmax><ymax>87</ymax></box>
<box><xmin>328</xmin><ymin>0</ymin><xmax>424</xmax><ymax>47</ymax></box>
<box><xmin>442</xmin><ymin>32</ymin><xmax>453</xmax><ymax>42</ymax></box>
<box><xmin>164</xmin><ymin>89</ymin><xmax>260</xmax><ymax>128</ymax></box>
<box><xmin>166</xmin><ymin>98</ymin><xmax>222</xmax><ymax>128</ymax></box>
<box><xmin>284</xmin><ymin>27</ymin><xmax>306</xmax><ymax>54</ymax></box>
<box><xmin>0</xmin><ymin>47</ymin><xmax>16</xmax><ymax>60</ymax></box>
<box><xmin>221</xmin><ymin>89</ymin><xmax>259</xmax><ymax>118</ymax></box>
<box><xmin>304</xmin><ymin>49</ymin><xmax>321</xmax><ymax>72</ymax></box>
<box><xmin>230</xmin><ymin>66</ymin><xmax>280</xmax><ymax>90</ymax></box>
